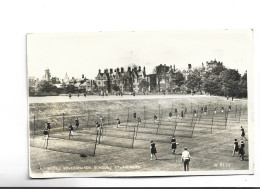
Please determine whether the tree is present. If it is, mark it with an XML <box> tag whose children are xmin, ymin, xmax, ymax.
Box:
<box><xmin>238</xmin><ymin>71</ymin><xmax>247</xmax><ymax>98</ymax></box>
<box><xmin>202</xmin><ymin>74</ymin><xmax>223</xmax><ymax>96</ymax></box>
<box><xmin>220</xmin><ymin>69</ymin><xmax>241</xmax><ymax>98</ymax></box>
<box><xmin>153</xmin><ymin>64</ymin><xmax>170</xmax><ymax>92</ymax></box>
<box><xmin>37</xmin><ymin>80</ymin><xmax>57</xmax><ymax>94</ymax></box>
<box><xmin>185</xmin><ymin>69</ymin><xmax>202</xmax><ymax>93</ymax></box>
<box><xmin>66</xmin><ymin>84</ymin><xmax>76</xmax><ymax>93</ymax></box>
<box><xmin>175</xmin><ymin>71</ymin><xmax>185</xmax><ymax>88</ymax></box>
<box><xmin>139</xmin><ymin>79</ymin><xmax>149</xmax><ymax>92</ymax></box>
<box><xmin>112</xmin><ymin>85</ymin><xmax>120</xmax><ymax>92</ymax></box>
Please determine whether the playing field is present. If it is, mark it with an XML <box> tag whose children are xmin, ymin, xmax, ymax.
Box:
<box><xmin>29</xmin><ymin>94</ymin><xmax>249</xmax><ymax>177</ymax></box>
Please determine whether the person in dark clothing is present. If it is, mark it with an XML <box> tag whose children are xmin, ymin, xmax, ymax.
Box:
<box><xmin>137</xmin><ymin>117</ymin><xmax>141</xmax><ymax>125</ymax></box>
<box><xmin>46</xmin><ymin>122</ymin><xmax>51</xmax><ymax>131</ymax></box>
<box><xmin>96</xmin><ymin>121</ymin><xmax>101</xmax><ymax>131</ymax></box>
<box><xmin>133</xmin><ymin>111</ymin><xmax>137</xmax><ymax>120</ymax></box>
<box><xmin>181</xmin><ymin>109</ymin><xmax>184</xmax><ymax>120</ymax></box>
<box><xmin>69</xmin><ymin>123</ymin><xmax>74</xmax><ymax>140</ymax></box>
<box><xmin>116</xmin><ymin>117</ymin><xmax>120</xmax><ymax>128</ymax></box>
<box><xmin>175</xmin><ymin>109</ymin><xmax>178</xmax><ymax>117</ymax></box>
<box><xmin>232</xmin><ymin>139</ymin><xmax>239</xmax><ymax>156</ymax></box>
<box><xmin>241</xmin><ymin>126</ymin><xmax>247</xmax><ymax>140</ymax></box>
<box><xmin>239</xmin><ymin>140</ymin><xmax>245</xmax><ymax>160</ymax></box>
<box><xmin>150</xmin><ymin>140</ymin><xmax>157</xmax><ymax>160</ymax></box>
<box><xmin>193</xmin><ymin>110</ymin><xmax>197</xmax><ymax>117</ymax></box>
<box><xmin>75</xmin><ymin>118</ymin><xmax>79</xmax><ymax>129</ymax></box>
<box><xmin>154</xmin><ymin>114</ymin><xmax>158</xmax><ymax>123</ymax></box>
<box><xmin>171</xmin><ymin>136</ymin><xmax>177</xmax><ymax>154</ymax></box>
<box><xmin>169</xmin><ymin>111</ymin><xmax>173</xmax><ymax>121</ymax></box>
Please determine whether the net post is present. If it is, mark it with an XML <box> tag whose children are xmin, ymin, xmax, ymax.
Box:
<box><xmin>131</xmin><ymin>126</ymin><xmax>136</xmax><ymax>149</ymax></box>
<box><xmin>62</xmin><ymin>113</ymin><xmax>64</xmax><ymax>132</ymax></box>
<box><xmin>94</xmin><ymin>131</ymin><xmax>99</xmax><ymax>156</ymax></box>
<box><xmin>33</xmin><ymin>115</ymin><xmax>35</xmax><ymax>139</ymax></box>
<box><xmin>238</xmin><ymin>106</ymin><xmax>241</xmax><ymax>123</ymax></box>
<box><xmin>143</xmin><ymin>106</ymin><xmax>145</xmax><ymax>120</ymax></box>
<box><xmin>211</xmin><ymin>117</ymin><xmax>213</xmax><ymax>134</ymax></box>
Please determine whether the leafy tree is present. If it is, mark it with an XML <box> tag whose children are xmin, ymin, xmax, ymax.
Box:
<box><xmin>153</xmin><ymin>64</ymin><xmax>170</xmax><ymax>92</ymax></box>
<box><xmin>66</xmin><ymin>84</ymin><xmax>76</xmax><ymax>93</ymax></box>
<box><xmin>185</xmin><ymin>69</ymin><xmax>202</xmax><ymax>93</ymax></box>
<box><xmin>139</xmin><ymin>79</ymin><xmax>149</xmax><ymax>92</ymax></box>
<box><xmin>211</xmin><ymin>62</ymin><xmax>227</xmax><ymax>75</ymax></box>
<box><xmin>238</xmin><ymin>71</ymin><xmax>247</xmax><ymax>98</ymax></box>
<box><xmin>112</xmin><ymin>85</ymin><xmax>120</xmax><ymax>92</ymax></box>
<box><xmin>220</xmin><ymin>69</ymin><xmax>241</xmax><ymax>98</ymax></box>
<box><xmin>37</xmin><ymin>80</ymin><xmax>57</xmax><ymax>93</ymax></box>
<box><xmin>175</xmin><ymin>71</ymin><xmax>185</xmax><ymax>88</ymax></box>
<box><xmin>202</xmin><ymin>74</ymin><xmax>223</xmax><ymax>95</ymax></box>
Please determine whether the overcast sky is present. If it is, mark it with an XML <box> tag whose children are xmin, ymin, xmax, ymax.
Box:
<box><xmin>27</xmin><ymin>30</ymin><xmax>252</xmax><ymax>80</ymax></box>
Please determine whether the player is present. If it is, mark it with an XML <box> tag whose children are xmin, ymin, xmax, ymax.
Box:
<box><xmin>200</xmin><ymin>107</ymin><xmax>204</xmax><ymax>114</ymax></box>
<box><xmin>241</xmin><ymin>126</ymin><xmax>247</xmax><ymax>140</ymax></box>
<box><xmin>175</xmin><ymin>109</ymin><xmax>178</xmax><ymax>117</ymax></box>
<box><xmin>181</xmin><ymin>109</ymin><xmax>184</xmax><ymax>120</ymax></box>
<box><xmin>228</xmin><ymin>105</ymin><xmax>231</xmax><ymax>112</ymax></box>
<box><xmin>42</xmin><ymin>128</ymin><xmax>49</xmax><ymax>148</ymax></box>
<box><xmin>46</xmin><ymin>122</ymin><xmax>51</xmax><ymax>131</ymax></box>
<box><xmin>69</xmin><ymin>123</ymin><xmax>74</xmax><ymax>140</ymax></box>
<box><xmin>150</xmin><ymin>140</ymin><xmax>157</xmax><ymax>160</ymax></box>
<box><xmin>133</xmin><ymin>111</ymin><xmax>137</xmax><ymax>120</ymax></box>
<box><xmin>154</xmin><ymin>114</ymin><xmax>158</xmax><ymax>123</ymax></box>
<box><xmin>96</xmin><ymin>121</ymin><xmax>101</xmax><ymax>131</ymax></box>
<box><xmin>171</xmin><ymin>136</ymin><xmax>177</xmax><ymax>154</ymax></box>
<box><xmin>204</xmin><ymin>106</ymin><xmax>207</xmax><ymax>115</ymax></box>
<box><xmin>193</xmin><ymin>110</ymin><xmax>197</xmax><ymax>117</ymax></box>
<box><xmin>184</xmin><ymin>107</ymin><xmax>187</xmax><ymax>115</ymax></box>
<box><xmin>169</xmin><ymin>111</ymin><xmax>173</xmax><ymax>121</ymax></box>
<box><xmin>137</xmin><ymin>117</ymin><xmax>141</xmax><ymax>125</ymax></box>
<box><xmin>181</xmin><ymin>147</ymin><xmax>191</xmax><ymax>171</ymax></box>
<box><xmin>75</xmin><ymin>118</ymin><xmax>79</xmax><ymax>129</ymax></box>
<box><xmin>214</xmin><ymin>107</ymin><xmax>217</xmax><ymax>114</ymax></box>
<box><xmin>232</xmin><ymin>139</ymin><xmax>239</xmax><ymax>156</ymax></box>
<box><xmin>99</xmin><ymin>116</ymin><xmax>103</xmax><ymax>126</ymax></box>
<box><xmin>239</xmin><ymin>140</ymin><xmax>245</xmax><ymax>160</ymax></box>
<box><xmin>69</xmin><ymin>93</ymin><xmax>72</xmax><ymax>98</ymax></box>
<box><xmin>116</xmin><ymin>117</ymin><xmax>120</xmax><ymax>128</ymax></box>
<box><xmin>221</xmin><ymin>106</ymin><xmax>224</xmax><ymax>113</ymax></box>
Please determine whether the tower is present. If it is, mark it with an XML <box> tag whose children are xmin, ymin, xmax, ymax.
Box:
<box><xmin>44</xmin><ymin>68</ymin><xmax>51</xmax><ymax>82</ymax></box>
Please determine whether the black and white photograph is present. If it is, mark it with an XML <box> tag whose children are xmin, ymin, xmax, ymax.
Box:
<box><xmin>27</xmin><ymin>30</ymin><xmax>253</xmax><ymax>178</ymax></box>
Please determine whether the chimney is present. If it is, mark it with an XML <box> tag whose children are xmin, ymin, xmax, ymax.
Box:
<box><xmin>143</xmin><ymin>66</ymin><xmax>146</xmax><ymax>76</ymax></box>
<box><xmin>121</xmin><ymin>67</ymin><xmax>124</xmax><ymax>73</ymax></box>
<box><xmin>110</xmin><ymin>68</ymin><xmax>113</xmax><ymax>74</ymax></box>
<box><xmin>99</xmin><ymin>69</ymin><xmax>101</xmax><ymax>73</ymax></box>
<box><xmin>82</xmin><ymin>74</ymin><xmax>84</xmax><ymax>78</ymax></box>
<box><xmin>188</xmin><ymin>64</ymin><xmax>191</xmax><ymax>69</ymax></box>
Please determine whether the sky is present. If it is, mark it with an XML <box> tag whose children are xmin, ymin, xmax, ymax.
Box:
<box><xmin>27</xmin><ymin>30</ymin><xmax>252</xmax><ymax>80</ymax></box>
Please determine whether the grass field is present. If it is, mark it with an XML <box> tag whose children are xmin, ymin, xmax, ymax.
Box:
<box><xmin>29</xmin><ymin>95</ymin><xmax>249</xmax><ymax>177</ymax></box>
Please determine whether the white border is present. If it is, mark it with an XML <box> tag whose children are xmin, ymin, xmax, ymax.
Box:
<box><xmin>0</xmin><ymin>0</ymin><xmax>259</xmax><ymax>187</ymax></box>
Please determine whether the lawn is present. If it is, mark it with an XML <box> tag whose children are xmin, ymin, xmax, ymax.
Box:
<box><xmin>29</xmin><ymin>95</ymin><xmax>249</xmax><ymax>177</ymax></box>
